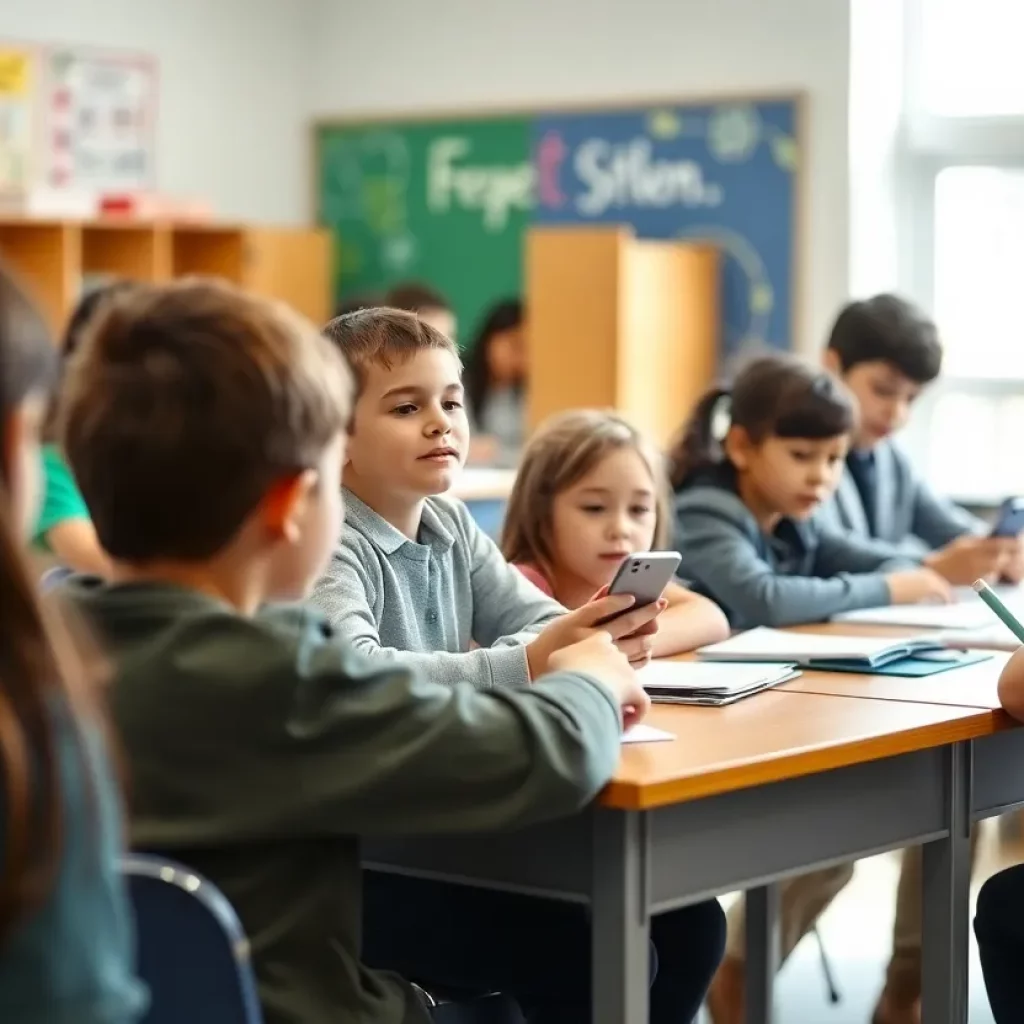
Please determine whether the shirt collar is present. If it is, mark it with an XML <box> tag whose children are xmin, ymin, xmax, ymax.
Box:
<box><xmin>342</xmin><ymin>488</ymin><xmax>456</xmax><ymax>556</ymax></box>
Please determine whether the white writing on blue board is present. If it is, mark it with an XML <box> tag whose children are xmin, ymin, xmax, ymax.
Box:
<box><xmin>428</xmin><ymin>137</ymin><xmax>533</xmax><ymax>232</ymax></box>
<box><xmin>574</xmin><ymin>138</ymin><xmax>723</xmax><ymax>216</ymax></box>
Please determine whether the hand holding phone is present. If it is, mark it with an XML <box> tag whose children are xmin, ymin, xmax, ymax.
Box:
<box><xmin>606</xmin><ymin>552</ymin><xmax>682</xmax><ymax>610</ymax></box>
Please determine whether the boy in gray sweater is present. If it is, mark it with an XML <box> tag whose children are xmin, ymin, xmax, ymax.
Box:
<box><xmin>312</xmin><ymin>308</ymin><xmax>666</xmax><ymax>685</ymax></box>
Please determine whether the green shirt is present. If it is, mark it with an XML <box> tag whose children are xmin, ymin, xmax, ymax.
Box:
<box><xmin>34</xmin><ymin>445</ymin><xmax>90</xmax><ymax>549</ymax></box>
<box><xmin>66</xmin><ymin>578</ymin><xmax>622</xmax><ymax>1024</ymax></box>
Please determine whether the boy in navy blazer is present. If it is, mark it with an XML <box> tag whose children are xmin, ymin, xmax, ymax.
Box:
<box><xmin>820</xmin><ymin>293</ymin><xmax>1021</xmax><ymax>585</ymax></box>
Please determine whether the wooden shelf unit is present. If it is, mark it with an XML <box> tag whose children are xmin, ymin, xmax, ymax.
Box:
<box><xmin>0</xmin><ymin>218</ymin><xmax>331</xmax><ymax>336</ymax></box>
<box><xmin>526</xmin><ymin>225</ymin><xmax>719</xmax><ymax>447</ymax></box>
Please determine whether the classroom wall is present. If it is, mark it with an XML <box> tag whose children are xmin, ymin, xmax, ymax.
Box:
<box><xmin>306</xmin><ymin>0</ymin><xmax>852</xmax><ymax>354</ymax></box>
<box><xmin>0</xmin><ymin>0</ymin><xmax>315</xmax><ymax>222</ymax></box>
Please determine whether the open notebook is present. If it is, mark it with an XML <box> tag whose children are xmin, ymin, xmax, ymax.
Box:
<box><xmin>637</xmin><ymin>660</ymin><xmax>800</xmax><ymax>706</ymax></box>
<box><xmin>697</xmin><ymin>627</ymin><xmax>948</xmax><ymax>670</ymax></box>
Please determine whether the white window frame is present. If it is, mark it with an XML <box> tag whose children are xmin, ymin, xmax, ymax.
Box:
<box><xmin>895</xmin><ymin>0</ymin><xmax>1024</xmax><ymax>500</ymax></box>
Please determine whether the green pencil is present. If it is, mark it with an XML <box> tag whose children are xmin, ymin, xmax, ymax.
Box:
<box><xmin>973</xmin><ymin>580</ymin><xmax>1024</xmax><ymax>644</ymax></box>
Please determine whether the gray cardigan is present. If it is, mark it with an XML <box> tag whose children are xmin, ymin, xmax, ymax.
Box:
<box><xmin>818</xmin><ymin>439</ymin><xmax>985</xmax><ymax>556</ymax></box>
<box><xmin>673</xmin><ymin>475</ymin><xmax>916</xmax><ymax>629</ymax></box>
<box><xmin>310</xmin><ymin>490</ymin><xmax>564</xmax><ymax>689</ymax></box>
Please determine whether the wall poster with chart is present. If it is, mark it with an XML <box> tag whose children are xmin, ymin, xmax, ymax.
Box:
<box><xmin>315</xmin><ymin>95</ymin><xmax>801</xmax><ymax>358</ymax></box>
<box><xmin>42</xmin><ymin>46</ymin><xmax>157</xmax><ymax>192</ymax></box>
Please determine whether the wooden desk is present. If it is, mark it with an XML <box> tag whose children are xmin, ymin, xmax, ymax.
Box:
<box><xmin>365</xmin><ymin>690</ymin><xmax>1020</xmax><ymax>1024</ymax></box>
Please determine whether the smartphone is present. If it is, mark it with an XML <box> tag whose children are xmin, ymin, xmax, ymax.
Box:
<box><xmin>991</xmin><ymin>497</ymin><xmax>1024</xmax><ymax>538</ymax></box>
<box><xmin>605</xmin><ymin>552</ymin><xmax>682</xmax><ymax>612</ymax></box>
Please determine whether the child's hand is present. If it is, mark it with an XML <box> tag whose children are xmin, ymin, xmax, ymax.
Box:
<box><xmin>924</xmin><ymin>536</ymin><xmax>1015</xmax><ymax>586</ymax></box>
<box><xmin>526</xmin><ymin>594</ymin><xmax>662</xmax><ymax>679</ymax></box>
<box><xmin>548</xmin><ymin>633</ymin><xmax>650</xmax><ymax>728</ymax></box>
<box><xmin>885</xmin><ymin>568</ymin><xmax>953</xmax><ymax>606</ymax></box>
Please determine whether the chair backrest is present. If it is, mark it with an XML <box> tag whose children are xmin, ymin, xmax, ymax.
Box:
<box><xmin>122</xmin><ymin>854</ymin><xmax>263</xmax><ymax>1024</ymax></box>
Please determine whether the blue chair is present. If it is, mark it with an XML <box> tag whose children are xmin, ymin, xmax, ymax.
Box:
<box><xmin>122</xmin><ymin>854</ymin><xmax>263</xmax><ymax>1024</ymax></box>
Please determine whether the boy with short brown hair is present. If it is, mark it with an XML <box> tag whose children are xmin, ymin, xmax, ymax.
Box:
<box><xmin>59</xmin><ymin>278</ymin><xmax>676</xmax><ymax>1024</ymax></box>
<box><xmin>314</xmin><ymin>307</ymin><xmax>668</xmax><ymax>689</ymax></box>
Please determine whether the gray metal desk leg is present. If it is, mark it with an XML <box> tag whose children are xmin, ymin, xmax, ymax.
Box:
<box><xmin>592</xmin><ymin>808</ymin><xmax>650</xmax><ymax>1024</ymax></box>
<box><xmin>921</xmin><ymin>741</ymin><xmax>972</xmax><ymax>1024</ymax></box>
<box><xmin>745</xmin><ymin>884</ymin><xmax>780</xmax><ymax>1024</ymax></box>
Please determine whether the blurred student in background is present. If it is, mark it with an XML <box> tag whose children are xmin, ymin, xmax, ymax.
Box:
<box><xmin>385</xmin><ymin>281</ymin><xmax>457</xmax><ymax>342</ymax></box>
<box><xmin>0</xmin><ymin>261</ymin><xmax>145</xmax><ymax>1023</ymax></box>
<box><xmin>33</xmin><ymin>284</ymin><xmax>135</xmax><ymax>576</ymax></box>
<box><xmin>464</xmin><ymin>298</ymin><xmax>527</xmax><ymax>467</ymax></box>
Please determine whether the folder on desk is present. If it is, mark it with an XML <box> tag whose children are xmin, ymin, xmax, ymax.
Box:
<box><xmin>637</xmin><ymin>660</ymin><xmax>800</xmax><ymax>706</ymax></box>
<box><xmin>697</xmin><ymin>627</ymin><xmax>958</xmax><ymax>671</ymax></box>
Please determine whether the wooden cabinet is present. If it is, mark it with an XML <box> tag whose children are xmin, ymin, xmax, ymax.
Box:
<box><xmin>0</xmin><ymin>218</ymin><xmax>331</xmax><ymax>336</ymax></box>
<box><xmin>526</xmin><ymin>226</ymin><xmax>719</xmax><ymax>446</ymax></box>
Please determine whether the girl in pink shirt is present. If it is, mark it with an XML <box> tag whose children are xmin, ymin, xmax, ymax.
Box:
<box><xmin>503</xmin><ymin>409</ymin><xmax>729</xmax><ymax>656</ymax></box>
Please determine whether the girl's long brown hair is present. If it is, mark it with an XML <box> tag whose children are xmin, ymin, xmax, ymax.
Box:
<box><xmin>501</xmin><ymin>409</ymin><xmax>672</xmax><ymax>582</ymax></box>
<box><xmin>0</xmin><ymin>260</ymin><xmax>95</xmax><ymax>944</ymax></box>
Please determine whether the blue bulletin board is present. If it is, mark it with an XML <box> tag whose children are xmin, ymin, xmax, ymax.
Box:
<box><xmin>316</xmin><ymin>95</ymin><xmax>802</xmax><ymax>361</ymax></box>
<box><xmin>531</xmin><ymin>99</ymin><xmax>800</xmax><ymax>359</ymax></box>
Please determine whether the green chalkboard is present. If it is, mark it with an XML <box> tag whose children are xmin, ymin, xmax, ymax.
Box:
<box><xmin>316</xmin><ymin>116</ymin><xmax>531</xmax><ymax>346</ymax></box>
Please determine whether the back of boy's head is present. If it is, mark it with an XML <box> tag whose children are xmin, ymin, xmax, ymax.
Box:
<box><xmin>61</xmin><ymin>278</ymin><xmax>352</xmax><ymax>562</ymax></box>
<box><xmin>668</xmin><ymin>353</ymin><xmax>856</xmax><ymax>489</ymax></box>
<box><xmin>827</xmin><ymin>293</ymin><xmax>942</xmax><ymax>383</ymax></box>
<box><xmin>502</xmin><ymin>409</ymin><xmax>672</xmax><ymax>575</ymax></box>
<box><xmin>383</xmin><ymin>281</ymin><xmax>451</xmax><ymax>314</ymax></box>
<box><xmin>322</xmin><ymin>306</ymin><xmax>460</xmax><ymax>398</ymax></box>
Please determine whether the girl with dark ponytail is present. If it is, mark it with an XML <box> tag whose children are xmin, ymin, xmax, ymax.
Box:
<box><xmin>0</xmin><ymin>261</ymin><xmax>145</xmax><ymax>1022</ymax></box>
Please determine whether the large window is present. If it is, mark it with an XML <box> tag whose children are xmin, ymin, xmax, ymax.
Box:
<box><xmin>900</xmin><ymin>0</ymin><xmax>1024</xmax><ymax>501</ymax></box>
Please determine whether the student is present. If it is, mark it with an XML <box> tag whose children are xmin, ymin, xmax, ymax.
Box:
<box><xmin>821</xmin><ymin>293</ymin><xmax>1020</xmax><ymax>584</ymax></box>
<box><xmin>385</xmin><ymin>280</ymin><xmax>457</xmax><ymax>341</ymax></box>
<box><xmin>502</xmin><ymin>408</ymin><xmax>729</xmax><ymax>654</ymax></box>
<box><xmin>971</xmin><ymin>652</ymin><xmax>1024</xmax><ymax>1024</ymax></box>
<box><xmin>669</xmin><ymin>353</ymin><xmax>950</xmax><ymax>630</ymax></box>
<box><xmin>463</xmin><ymin>298</ymin><xmax>526</xmax><ymax>467</ymax></box>
<box><xmin>667</xmin><ymin>354</ymin><xmax>951</xmax><ymax>1024</ymax></box>
<box><xmin>312</xmin><ymin>308</ymin><xmax>665</xmax><ymax>687</ymax></box>
<box><xmin>33</xmin><ymin>284</ymin><xmax>134</xmax><ymax>576</ymax></box>
<box><xmin>0</xmin><ymin>262</ymin><xmax>145</xmax><ymax>1022</ymax></box>
<box><xmin>58</xmin><ymin>278</ymin><xmax>724</xmax><ymax>1024</ymax></box>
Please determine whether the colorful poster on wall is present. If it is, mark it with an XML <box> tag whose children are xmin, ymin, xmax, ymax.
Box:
<box><xmin>42</xmin><ymin>46</ymin><xmax>157</xmax><ymax>192</ymax></box>
<box><xmin>0</xmin><ymin>46</ymin><xmax>37</xmax><ymax>194</ymax></box>
<box><xmin>532</xmin><ymin>100</ymin><xmax>799</xmax><ymax>358</ymax></box>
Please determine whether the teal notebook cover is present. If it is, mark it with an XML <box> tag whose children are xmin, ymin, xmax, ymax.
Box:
<box><xmin>807</xmin><ymin>650</ymin><xmax>992</xmax><ymax>677</ymax></box>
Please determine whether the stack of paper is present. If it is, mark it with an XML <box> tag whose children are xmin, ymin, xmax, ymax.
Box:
<box><xmin>637</xmin><ymin>660</ymin><xmax>799</xmax><ymax>706</ymax></box>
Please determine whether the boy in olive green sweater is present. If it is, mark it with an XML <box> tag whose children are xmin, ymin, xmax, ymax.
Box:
<box><xmin>57</xmin><ymin>279</ymin><xmax>724</xmax><ymax>1024</ymax></box>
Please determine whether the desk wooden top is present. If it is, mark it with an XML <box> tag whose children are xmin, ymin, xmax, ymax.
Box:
<box><xmin>603</xmin><ymin>691</ymin><xmax>1012</xmax><ymax>811</ymax></box>
<box><xmin>779</xmin><ymin>654</ymin><xmax>1009</xmax><ymax>709</ymax></box>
